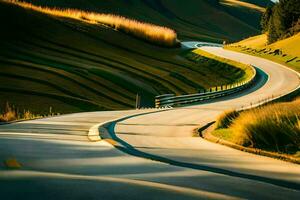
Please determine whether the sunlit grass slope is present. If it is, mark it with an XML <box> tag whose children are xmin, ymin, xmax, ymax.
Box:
<box><xmin>220</xmin><ymin>0</ymin><xmax>265</xmax><ymax>12</ymax></box>
<box><xmin>213</xmin><ymin>99</ymin><xmax>300</xmax><ymax>157</ymax></box>
<box><xmin>226</xmin><ymin>33</ymin><xmax>300</xmax><ymax>72</ymax></box>
<box><xmin>0</xmin><ymin>1</ymin><xmax>250</xmax><ymax>114</ymax></box>
<box><xmin>19</xmin><ymin>0</ymin><xmax>268</xmax><ymax>43</ymax></box>
<box><xmin>230</xmin><ymin>34</ymin><xmax>268</xmax><ymax>48</ymax></box>
<box><xmin>7</xmin><ymin>0</ymin><xmax>179</xmax><ymax>47</ymax></box>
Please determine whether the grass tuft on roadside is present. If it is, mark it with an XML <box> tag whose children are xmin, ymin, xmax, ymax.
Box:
<box><xmin>215</xmin><ymin>110</ymin><xmax>239</xmax><ymax>129</ymax></box>
<box><xmin>213</xmin><ymin>99</ymin><xmax>300</xmax><ymax>156</ymax></box>
<box><xmin>0</xmin><ymin>102</ymin><xmax>57</xmax><ymax>122</ymax></box>
<box><xmin>231</xmin><ymin>99</ymin><xmax>300</xmax><ymax>153</ymax></box>
<box><xmin>4</xmin><ymin>158</ymin><xmax>22</xmax><ymax>169</ymax></box>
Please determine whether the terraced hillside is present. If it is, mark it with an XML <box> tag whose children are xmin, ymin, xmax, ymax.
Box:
<box><xmin>0</xmin><ymin>1</ymin><xmax>253</xmax><ymax>114</ymax></box>
<box><xmin>20</xmin><ymin>0</ymin><xmax>269</xmax><ymax>42</ymax></box>
<box><xmin>0</xmin><ymin>0</ymin><xmax>267</xmax><ymax>114</ymax></box>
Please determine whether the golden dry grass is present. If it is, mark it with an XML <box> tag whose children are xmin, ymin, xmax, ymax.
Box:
<box><xmin>0</xmin><ymin>102</ymin><xmax>52</xmax><ymax>122</ymax></box>
<box><xmin>230</xmin><ymin>99</ymin><xmax>300</xmax><ymax>153</ymax></box>
<box><xmin>220</xmin><ymin>0</ymin><xmax>265</xmax><ymax>12</ymax></box>
<box><xmin>4</xmin><ymin>158</ymin><xmax>22</xmax><ymax>169</ymax></box>
<box><xmin>231</xmin><ymin>34</ymin><xmax>268</xmax><ymax>49</ymax></box>
<box><xmin>228</xmin><ymin>33</ymin><xmax>300</xmax><ymax>56</ymax></box>
<box><xmin>5</xmin><ymin>0</ymin><xmax>178</xmax><ymax>47</ymax></box>
<box><xmin>268</xmin><ymin>33</ymin><xmax>300</xmax><ymax>56</ymax></box>
<box><xmin>215</xmin><ymin>109</ymin><xmax>239</xmax><ymax>129</ymax></box>
<box><xmin>0</xmin><ymin>102</ymin><xmax>17</xmax><ymax>122</ymax></box>
<box><xmin>226</xmin><ymin>33</ymin><xmax>300</xmax><ymax>72</ymax></box>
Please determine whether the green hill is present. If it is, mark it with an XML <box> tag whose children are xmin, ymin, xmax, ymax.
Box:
<box><xmin>0</xmin><ymin>0</ymin><xmax>266</xmax><ymax>114</ymax></box>
<box><xmin>226</xmin><ymin>33</ymin><xmax>300</xmax><ymax>72</ymax></box>
<box><xmin>20</xmin><ymin>0</ymin><xmax>269</xmax><ymax>42</ymax></box>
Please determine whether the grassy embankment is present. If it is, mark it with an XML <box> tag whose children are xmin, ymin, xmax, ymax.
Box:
<box><xmin>0</xmin><ymin>1</ymin><xmax>258</xmax><ymax>117</ymax></box>
<box><xmin>225</xmin><ymin>33</ymin><xmax>300</xmax><ymax>73</ymax></box>
<box><xmin>186</xmin><ymin>49</ymin><xmax>255</xmax><ymax>83</ymax></box>
<box><xmin>213</xmin><ymin>99</ymin><xmax>300</xmax><ymax>158</ymax></box>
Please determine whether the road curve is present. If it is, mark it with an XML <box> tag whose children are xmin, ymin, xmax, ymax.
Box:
<box><xmin>1</xmin><ymin>46</ymin><xmax>300</xmax><ymax>199</ymax></box>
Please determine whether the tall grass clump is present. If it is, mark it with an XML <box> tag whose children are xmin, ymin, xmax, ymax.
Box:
<box><xmin>6</xmin><ymin>0</ymin><xmax>179</xmax><ymax>47</ymax></box>
<box><xmin>215</xmin><ymin>110</ymin><xmax>239</xmax><ymax>129</ymax></box>
<box><xmin>0</xmin><ymin>102</ymin><xmax>17</xmax><ymax>122</ymax></box>
<box><xmin>230</xmin><ymin>99</ymin><xmax>300</xmax><ymax>154</ymax></box>
<box><xmin>0</xmin><ymin>102</ymin><xmax>55</xmax><ymax>122</ymax></box>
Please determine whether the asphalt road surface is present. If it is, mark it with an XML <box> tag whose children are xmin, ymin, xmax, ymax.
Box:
<box><xmin>1</xmin><ymin>46</ymin><xmax>300</xmax><ymax>200</ymax></box>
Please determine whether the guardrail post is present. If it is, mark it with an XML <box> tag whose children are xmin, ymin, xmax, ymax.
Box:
<box><xmin>136</xmin><ymin>93</ymin><xmax>141</xmax><ymax>109</ymax></box>
<box><xmin>155</xmin><ymin>99</ymin><xmax>160</xmax><ymax>108</ymax></box>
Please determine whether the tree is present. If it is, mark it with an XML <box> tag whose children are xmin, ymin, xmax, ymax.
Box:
<box><xmin>262</xmin><ymin>0</ymin><xmax>300</xmax><ymax>43</ymax></box>
<box><xmin>268</xmin><ymin>15</ymin><xmax>279</xmax><ymax>43</ymax></box>
<box><xmin>261</xmin><ymin>6</ymin><xmax>272</xmax><ymax>32</ymax></box>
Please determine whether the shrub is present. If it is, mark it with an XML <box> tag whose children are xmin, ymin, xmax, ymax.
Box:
<box><xmin>6</xmin><ymin>0</ymin><xmax>179</xmax><ymax>47</ymax></box>
<box><xmin>0</xmin><ymin>102</ymin><xmax>17</xmax><ymax>122</ymax></box>
<box><xmin>230</xmin><ymin>99</ymin><xmax>300</xmax><ymax>153</ymax></box>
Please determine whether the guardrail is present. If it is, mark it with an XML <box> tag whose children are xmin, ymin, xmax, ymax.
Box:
<box><xmin>155</xmin><ymin>65</ymin><xmax>257</xmax><ymax>108</ymax></box>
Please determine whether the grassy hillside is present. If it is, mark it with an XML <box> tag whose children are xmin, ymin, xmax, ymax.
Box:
<box><xmin>0</xmin><ymin>1</ymin><xmax>253</xmax><ymax>114</ymax></box>
<box><xmin>184</xmin><ymin>49</ymin><xmax>254</xmax><ymax>84</ymax></box>
<box><xmin>7</xmin><ymin>0</ymin><xmax>180</xmax><ymax>47</ymax></box>
<box><xmin>213</xmin><ymin>98</ymin><xmax>300</xmax><ymax>158</ymax></box>
<box><xmin>226</xmin><ymin>33</ymin><xmax>300</xmax><ymax>72</ymax></box>
<box><xmin>18</xmin><ymin>0</ymin><xmax>268</xmax><ymax>43</ymax></box>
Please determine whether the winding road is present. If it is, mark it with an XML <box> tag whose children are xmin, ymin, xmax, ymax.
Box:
<box><xmin>1</xmin><ymin>45</ymin><xmax>300</xmax><ymax>199</ymax></box>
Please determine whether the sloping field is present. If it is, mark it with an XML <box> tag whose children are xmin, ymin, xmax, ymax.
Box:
<box><xmin>227</xmin><ymin>33</ymin><xmax>300</xmax><ymax>72</ymax></box>
<box><xmin>19</xmin><ymin>0</ymin><xmax>267</xmax><ymax>42</ymax></box>
<box><xmin>230</xmin><ymin>34</ymin><xmax>268</xmax><ymax>48</ymax></box>
<box><xmin>0</xmin><ymin>1</ymin><xmax>252</xmax><ymax>114</ymax></box>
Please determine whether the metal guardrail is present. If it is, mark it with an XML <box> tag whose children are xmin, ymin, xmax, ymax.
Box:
<box><xmin>155</xmin><ymin>65</ymin><xmax>257</xmax><ymax>108</ymax></box>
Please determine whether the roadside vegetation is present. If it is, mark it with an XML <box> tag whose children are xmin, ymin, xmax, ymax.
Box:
<box><xmin>0</xmin><ymin>102</ymin><xmax>56</xmax><ymax>122</ymax></box>
<box><xmin>6</xmin><ymin>0</ymin><xmax>178</xmax><ymax>47</ymax></box>
<box><xmin>213</xmin><ymin>98</ymin><xmax>300</xmax><ymax>157</ymax></box>
<box><xmin>215</xmin><ymin>1</ymin><xmax>300</xmax><ymax>160</ymax></box>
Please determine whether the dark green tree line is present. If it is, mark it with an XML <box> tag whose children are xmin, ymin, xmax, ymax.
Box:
<box><xmin>261</xmin><ymin>0</ymin><xmax>300</xmax><ymax>43</ymax></box>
